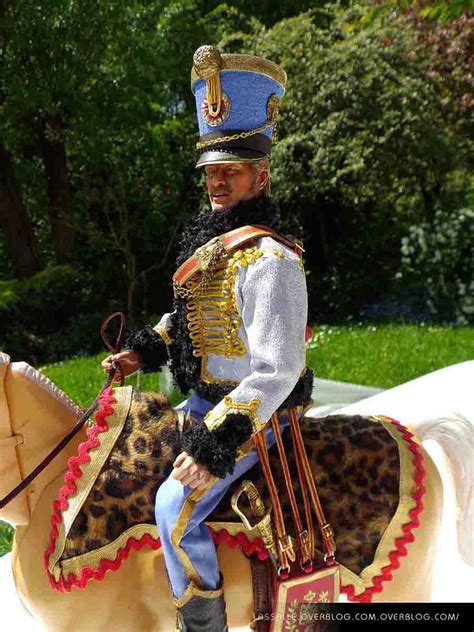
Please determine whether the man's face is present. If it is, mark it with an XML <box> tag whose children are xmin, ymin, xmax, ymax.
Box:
<box><xmin>204</xmin><ymin>162</ymin><xmax>264</xmax><ymax>212</ymax></box>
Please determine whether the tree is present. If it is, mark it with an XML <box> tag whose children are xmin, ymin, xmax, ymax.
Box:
<box><xmin>0</xmin><ymin>143</ymin><xmax>40</xmax><ymax>277</ymax></box>
<box><xmin>232</xmin><ymin>6</ymin><xmax>472</xmax><ymax>319</ymax></box>
<box><xmin>0</xmin><ymin>1</ymin><xmax>39</xmax><ymax>277</ymax></box>
<box><xmin>1</xmin><ymin>1</ymin><xmax>151</xmax><ymax>266</ymax></box>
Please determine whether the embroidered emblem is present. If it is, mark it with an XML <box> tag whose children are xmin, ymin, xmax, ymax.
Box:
<box><xmin>202</xmin><ymin>92</ymin><xmax>231</xmax><ymax>126</ymax></box>
<box><xmin>195</xmin><ymin>236</ymin><xmax>226</xmax><ymax>273</ymax></box>
<box><xmin>318</xmin><ymin>590</ymin><xmax>329</xmax><ymax>602</ymax></box>
<box><xmin>284</xmin><ymin>600</ymin><xmax>299</xmax><ymax>631</ymax></box>
<box><xmin>303</xmin><ymin>590</ymin><xmax>316</xmax><ymax>602</ymax></box>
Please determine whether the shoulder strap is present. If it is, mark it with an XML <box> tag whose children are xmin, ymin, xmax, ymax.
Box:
<box><xmin>173</xmin><ymin>224</ymin><xmax>301</xmax><ymax>287</ymax></box>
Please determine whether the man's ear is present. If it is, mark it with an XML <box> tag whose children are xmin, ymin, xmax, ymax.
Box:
<box><xmin>258</xmin><ymin>168</ymin><xmax>269</xmax><ymax>190</ymax></box>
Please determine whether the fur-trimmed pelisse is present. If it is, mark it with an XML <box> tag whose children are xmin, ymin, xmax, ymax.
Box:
<box><xmin>126</xmin><ymin>196</ymin><xmax>314</xmax><ymax>476</ymax></box>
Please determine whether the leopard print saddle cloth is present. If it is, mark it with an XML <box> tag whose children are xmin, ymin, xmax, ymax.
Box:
<box><xmin>45</xmin><ymin>385</ymin><xmax>425</xmax><ymax>601</ymax></box>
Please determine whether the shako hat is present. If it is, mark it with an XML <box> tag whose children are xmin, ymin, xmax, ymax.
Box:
<box><xmin>191</xmin><ymin>45</ymin><xmax>287</xmax><ymax>168</ymax></box>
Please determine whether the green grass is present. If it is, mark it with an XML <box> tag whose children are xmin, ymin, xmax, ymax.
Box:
<box><xmin>33</xmin><ymin>325</ymin><xmax>474</xmax><ymax>403</ymax></box>
<box><xmin>0</xmin><ymin>522</ymin><xmax>13</xmax><ymax>556</ymax></box>
<box><xmin>36</xmin><ymin>352</ymin><xmax>179</xmax><ymax>408</ymax></box>
<box><xmin>1</xmin><ymin>323</ymin><xmax>472</xmax><ymax>556</ymax></box>
<box><xmin>306</xmin><ymin>323</ymin><xmax>473</xmax><ymax>388</ymax></box>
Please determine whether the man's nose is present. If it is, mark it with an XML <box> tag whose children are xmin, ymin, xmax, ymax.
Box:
<box><xmin>210</xmin><ymin>172</ymin><xmax>226</xmax><ymax>187</ymax></box>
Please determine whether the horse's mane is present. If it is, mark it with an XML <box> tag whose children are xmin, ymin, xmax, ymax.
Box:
<box><xmin>1</xmin><ymin>352</ymin><xmax>82</xmax><ymax>417</ymax></box>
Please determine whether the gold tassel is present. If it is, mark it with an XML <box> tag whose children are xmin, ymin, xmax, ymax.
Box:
<box><xmin>206</xmin><ymin>74</ymin><xmax>221</xmax><ymax>117</ymax></box>
<box><xmin>193</xmin><ymin>45</ymin><xmax>223</xmax><ymax>117</ymax></box>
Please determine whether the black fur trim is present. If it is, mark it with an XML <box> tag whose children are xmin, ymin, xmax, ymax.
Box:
<box><xmin>176</xmin><ymin>196</ymin><xmax>280</xmax><ymax>267</ymax></box>
<box><xmin>167</xmin><ymin>297</ymin><xmax>200</xmax><ymax>394</ymax></box>
<box><xmin>194</xmin><ymin>381</ymin><xmax>235</xmax><ymax>405</ymax></box>
<box><xmin>125</xmin><ymin>326</ymin><xmax>169</xmax><ymax>374</ymax></box>
<box><xmin>280</xmin><ymin>367</ymin><xmax>314</xmax><ymax>410</ymax></box>
<box><xmin>182</xmin><ymin>413</ymin><xmax>253</xmax><ymax>478</ymax></box>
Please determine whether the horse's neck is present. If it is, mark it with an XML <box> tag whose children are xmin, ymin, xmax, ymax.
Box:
<box><xmin>1</xmin><ymin>357</ymin><xmax>84</xmax><ymax>524</ymax></box>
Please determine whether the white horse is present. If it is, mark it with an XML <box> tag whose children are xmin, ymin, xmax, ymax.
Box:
<box><xmin>336</xmin><ymin>360</ymin><xmax>474</xmax><ymax>576</ymax></box>
<box><xmin>0</xmin><ymin>354</ymin><xmax>472</xmax><ymax>631</ymax></box>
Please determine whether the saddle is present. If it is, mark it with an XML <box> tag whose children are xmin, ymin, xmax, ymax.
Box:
<box><xmin>44</xmin><ymin>384</ymin><xmax>425</xmax><ymax>615</ymax></box>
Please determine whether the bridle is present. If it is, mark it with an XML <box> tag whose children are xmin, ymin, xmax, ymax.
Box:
<box><xmin>0</xmin><ymin>312</ymin><xmax>126</xmax><ymax>511</ymax></box>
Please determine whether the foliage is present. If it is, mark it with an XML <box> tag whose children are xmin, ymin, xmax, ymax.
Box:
<box><xmin>0</xmin><ymin>263</ymin><xmax>79</xmax><ymax>314</ymax></box>
<box><xmin>0</xmin><ymin>1</ymin><xmax>472</xmax><ymax>366</ymax></box>
<box><xmin>0</xmin><ymin>264</ymin><xmax>94</xmax><ymax>364</ymax></box>
<box><xmin>400</xmin><ymin>203</ymin><xmax>474</xmax><ymax>323</ymax></box>
<box><xmin>230</xmin><ymin>5</ymin><xmax>472</xmax><ymax>320</ymax></box>
<box><xmin>361</xmin><ymin>0</ymin><xmax>473</xmax><ymax>25</ymax></box>
<box><xmin>1</xmin><ymin>0</ymin><xmax>202</xmax><ymax>309</ymax></box>
<box><xmin>0</xmin><ymin>521</ymin><xmax>13</xmax><ymax>556</ymax></box>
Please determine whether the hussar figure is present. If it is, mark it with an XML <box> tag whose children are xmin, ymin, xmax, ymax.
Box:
<box><xmin>2</xmin><ymin>42</ymin><xmax>472</xmax><ymax>632</ymax></box>
<box><xmin>102</xmin><ymin>44</ymin><xmax>313</xmax><ymax>631</ymax></box>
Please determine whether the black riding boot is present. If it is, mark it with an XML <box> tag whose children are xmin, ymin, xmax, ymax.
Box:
<box><xmin>174</xmin><ymin>575</ymin><xmax>228</xmax><ymax>632</ymax></box>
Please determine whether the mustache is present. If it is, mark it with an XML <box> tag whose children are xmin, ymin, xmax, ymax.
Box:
<box><xmin>210</xmin><ymin>189</ymin><xmax>231</xmax><ymax>195</ymax></box>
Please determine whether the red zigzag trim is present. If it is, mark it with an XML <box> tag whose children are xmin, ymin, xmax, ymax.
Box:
<box><xmin>45</xmin><ymin>396</ymin><xmax>424</xmax><ymax>598</ymax></box>
<box><xmin>339</xmin><ymin>417</ymin><xmax>426</xmax><ymax>602</ymax></box>
<box><xmin>44</xmin><ymin>387</ymin><xmax>268</xmax><ymax>592</ymax></box>
<box><xmin>44</xmin><ymin>387</ymin><xmax>160</xmax><ymax>592</ymax></box>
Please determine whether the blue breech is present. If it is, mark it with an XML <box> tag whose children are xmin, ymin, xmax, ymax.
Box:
<box><xmin>155</xmin><ymin>393</ymin><xmax>294</xmax><ymax>600</ymax></box>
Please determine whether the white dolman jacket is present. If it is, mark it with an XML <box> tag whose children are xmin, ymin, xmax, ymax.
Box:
<box><xmin>129</xmin><ymin>233</ymin><xmax>311</xmax><ymax>478</ymax></box>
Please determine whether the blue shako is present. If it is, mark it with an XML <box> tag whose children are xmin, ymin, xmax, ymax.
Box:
<box><xmin>191</xmin><ymin>44</ymin><xmax>286</xmax><ymax>167</ymax></box>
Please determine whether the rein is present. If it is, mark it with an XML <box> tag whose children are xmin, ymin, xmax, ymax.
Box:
<box><xmin>0</xmin><ymin>312</ymin><xmax>126</xmax><ymax>510</ymax></box>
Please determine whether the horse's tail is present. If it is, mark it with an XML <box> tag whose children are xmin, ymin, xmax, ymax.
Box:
<box><xmin>416</xmin><ymin>413</ymin><xmax>473</xmax><ymax>566</ymax></box>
